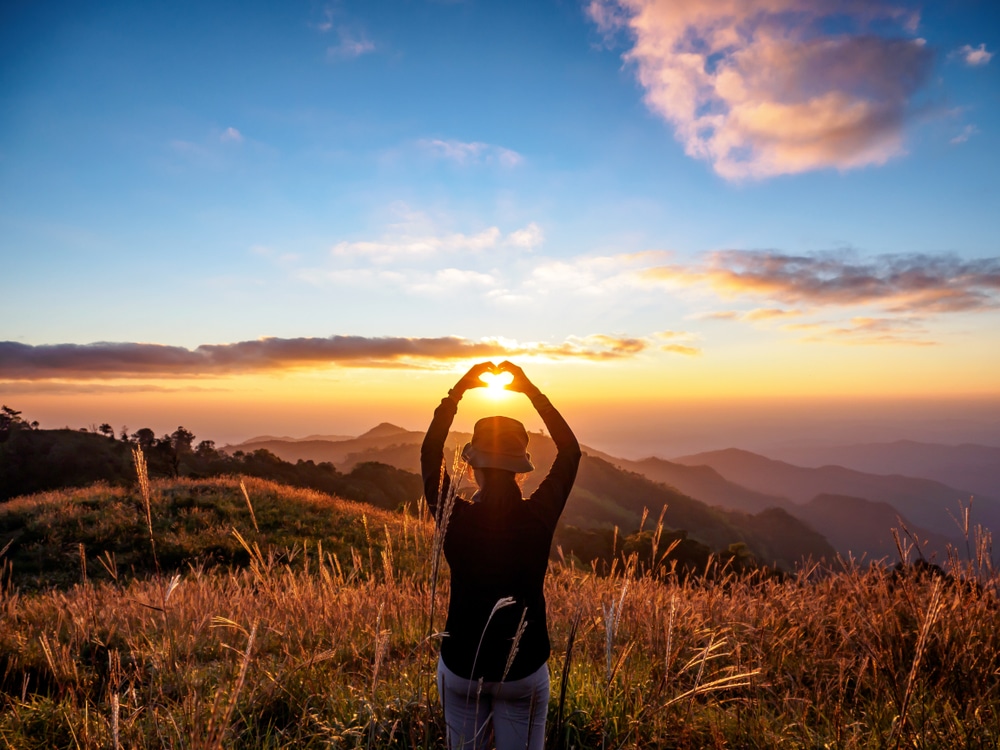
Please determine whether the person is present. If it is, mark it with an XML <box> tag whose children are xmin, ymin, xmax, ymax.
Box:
<box><xmin>421</xmin><ymin>360</ymin><xmax>581</xmax><ymax>750</ymax></box>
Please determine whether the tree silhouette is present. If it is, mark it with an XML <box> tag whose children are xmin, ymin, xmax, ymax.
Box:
<box><xmin>131</xmin><ymin>428</ymin><xmax>157</xmax><ymax>451</ymax></box>
<box><xmin>167</xmin><ymin>426</ymin><xmax>196</xmax><ymax>477</ymax></box>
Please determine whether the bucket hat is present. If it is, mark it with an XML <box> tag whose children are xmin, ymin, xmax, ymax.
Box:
<box><xmin>461</xmin><ymin>416</ymin><xmax>534</xmax><ymax>473</ymax></box>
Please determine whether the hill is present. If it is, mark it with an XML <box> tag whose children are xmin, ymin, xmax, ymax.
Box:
<box><xmin>564</xmin><ymin>456</ymin><xmax>833</xmax><ymax>569</ymax></box>
<box><xmin>672</xmin><ymin>448</ymin><xmax>1000</xmax><ymax>540</ymax></box>
<box><xmin>792</xmin><ymin>494</ymin><xmax>958</xmax><ymax>561</ymax></box>
<box><xmin>0</xmin><ymin>427</ymin><xmax>134</xmax><ymax>499</ymax></box>
<box><xmin>4</xmin><ymin>482</ymin><xmax>998</xmax><ymax>749</ymax></box>
<box><xmin>226</xmin><ymin>423</ymin><xmax>433</xmax><ymax>468</ymax></box>
<box><xmin>230</xmin><ymin>432</ymin><xmax>834</xmax><ymax>568</ymax></box>
<box><xmin>589</xmin><ymin>453</ymin><xmax>794</xmax><ymax>514</ymax></box>
<box><xmin>0</xmin><ymin>427</ymin><xmax>423</xmax><ymax>511</ymax></box>
<box><xmin>0</xmin><ymin>476</ymin><xmax>425</xmax><ymax>590</ymax></box>
<box><xmin>763</xmin><ymin>440</ymin><xmax>1000</xmax><ymax>500</ymax></box>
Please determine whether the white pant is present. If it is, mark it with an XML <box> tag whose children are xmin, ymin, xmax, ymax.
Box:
<box><xmin>437</xmin><ymin>657</ymin><xmax>549</xmax><ymax>750</ymax></box>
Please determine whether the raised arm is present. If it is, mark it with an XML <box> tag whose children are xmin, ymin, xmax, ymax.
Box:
<box><xmin>498</xmin><ymin>361</ymin><xmax>581</xmax><ymax>527</ymax></box>
<box><xmin>420</xmin><ymin>362</ymin><xmax>495</xmax><ymax>518</ymax></box>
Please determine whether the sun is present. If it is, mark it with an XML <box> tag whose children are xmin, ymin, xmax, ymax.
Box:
<box><xmin>479</xmin><ymin>370</ymin><xmax>514</xmax><ymax>399</ymax></box>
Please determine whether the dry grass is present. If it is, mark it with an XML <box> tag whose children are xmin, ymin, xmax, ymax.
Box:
<box><xmin>1</xmin><ymin>476</ymin><xmax>999</xmax><ymax>748</ymax></box>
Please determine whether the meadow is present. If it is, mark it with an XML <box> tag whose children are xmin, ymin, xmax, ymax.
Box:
<box><xmin>1</xmin><ymin>472</ymin><xmax>998</xmax><ymax>749</ymax></box>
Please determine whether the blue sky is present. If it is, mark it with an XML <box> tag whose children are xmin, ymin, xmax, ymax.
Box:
<box><xmin>2</xmin><ymin>0</ymin><xmax>999</xmax><ymax>447</ymax></box>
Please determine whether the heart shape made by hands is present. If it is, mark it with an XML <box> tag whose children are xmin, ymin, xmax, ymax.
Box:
<box><xmin>479</xmin><ymin>370</ymin><xmax>514</xmax><ymax>390</ymax></box>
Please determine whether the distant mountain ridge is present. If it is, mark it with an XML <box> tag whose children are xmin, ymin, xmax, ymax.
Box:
<box><xmin>242</xmin><ymin>433</ymin><xmax>356</xmax><ymax>444</ymax></box>
<box><xmin>221</xmin><ymin>429</ymin><xmax>1000</xmax><ymax>563</ymax></box>
<box><xmin>762</xmin><ymin>440</ymin><xmax>1000</xmax><ymax>500</ymax></box>
<box><xmin>792</xmin><ymin>494</ymin><xmax>957</xmax><ymax>561</ymax></box>
<box><xmin>672</xmin><ymin>448</ymin><xmax>999</xmax><ymax>529</ymax></box>
<box><xmin>224</xmin><ymin>430</ymin><xmax>833</xmax><ymax>568</ymax></box>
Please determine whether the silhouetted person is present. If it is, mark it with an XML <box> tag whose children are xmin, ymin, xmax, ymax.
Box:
<box><xmin>422</xmin><ymin>361</ymin><xmax>581</xmax><ymax>750</ymax></box>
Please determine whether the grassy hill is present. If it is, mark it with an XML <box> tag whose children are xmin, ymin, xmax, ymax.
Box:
<box><xmin>0</xmin><ymin>427</ymin><xmax>423</xmax><ymax>511</ymax></box>
<box><xmin>1</xmin><ymin>476</ymin><xmax>999</xmax><ymax>748</ymax></box>
<box><xmin>2</xmin><ymin>424</ymin><xmax>836</xmax><ymax>571</ymax></box>
<box><xmin>0</xmin><ymin>476</ymin><xmax>428</xmax><ymax>590</ymax></box>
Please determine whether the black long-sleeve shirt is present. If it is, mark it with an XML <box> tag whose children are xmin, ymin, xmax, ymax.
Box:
<box><xmin>421</xmin><ymin>389</ymin><xmax>581</xmax><ymax>681</ymax></box>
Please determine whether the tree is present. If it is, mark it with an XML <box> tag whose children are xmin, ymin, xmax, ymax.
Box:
<box><xmin>170</xmin><ymin>427</ymin><xmax>196</xmax><ymax>454</ymax></box>
<box><xmin>99</xmin><ymin>423</ymin><xmax>115</xmax><ymax>439</ymax></box>
<box><xmin>195</xmin><ymin>439</ymin><xmax>218</xmax><ymax>459</ymax></box>
<box><xmin>131</xmin><ymin>428</ymin><xmax>157</xmax><ymax>451</ymax></box>
<box><xmin>0</xmin><ymin>405</ymin><xmax>26</xmax><ymax>441</ymax></box>
<box><xmin>164</xmin><ymin>427</ymin><xmax>196</xmax><ymax>477</ymax></box>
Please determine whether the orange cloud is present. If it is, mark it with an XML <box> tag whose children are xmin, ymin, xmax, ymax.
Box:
<box><xmin>588</xmin><ymin>0</ymin><xmax>931</xmax><ymax>179</ymax></box>
<box><xmin>644</xmin><ymin>251</ymin><xmax>1000</xmax><ymax>314</ymax></box>
<box><xmin>661</xmin><ymin>344</ymin><xmax>701</xmax><ymax>356</ymax></box>
<box><xmin>0</xmin><ymin>334</ymin><xmax>652</xmax><ymax>381</ymax></box>
<box><xmin>796</xmin><ymin>316</ymin><xmax>937</xmax><ymax>346</ymax></box>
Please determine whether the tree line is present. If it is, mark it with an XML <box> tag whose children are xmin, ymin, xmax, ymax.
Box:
<box><xmin>0</xmin><ymin>406</ymin><xmax>421</xmax><ymax>510</ymax></box>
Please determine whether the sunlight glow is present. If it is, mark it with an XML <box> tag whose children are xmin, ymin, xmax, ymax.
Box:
<box><xmin>480</xmin><ymin>370</ymin><xmax>514</xmax><ymax>399</ymax></box>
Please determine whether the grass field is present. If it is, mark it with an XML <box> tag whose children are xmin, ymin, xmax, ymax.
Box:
<box><xmin>1</xmin><ymin>474</ymin><xmax>998</xmax><ymax>748</ymax></box>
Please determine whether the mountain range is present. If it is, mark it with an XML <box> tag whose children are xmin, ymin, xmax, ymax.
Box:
<box><xmin>227</xmin><ymin>426</ymin><xmax>999</xmax><ymax>563</ymax></box>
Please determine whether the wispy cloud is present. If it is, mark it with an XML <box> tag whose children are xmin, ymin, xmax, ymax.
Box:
<box><xmin>642</xmin><ymin>251</ymin><xmax>1000</xmax><ymax>314</ymax></box>
<box><xmin>0</xmin><ymin>334</ymin><xmax>652</xmax><ymax>380</ymax></box>
<box><xmin>790</xmin><ymin>316</ymin><xmax>936</xmax><ymax>347</ymax></box>
<box><xmin>588</xmin><ymin>0</ymin><xmax>932</xmax><ymax>179</ymax></box>
<box><xmin>506</xmin><ymin>222</ymin><xmax>543</xmax><ymax>249</ymax></box>
<box><xmin>328</xmin><ymin>219</ymin><xmax>542</xmax><ymax>263</ymax></box>
<box><xmin>953</xmin><ymin>43</ymin><xmax>993</xmax><ymax>67</ymax></box>
<box><xmin>220</xmin><ymin>127</ymin><xmax>243</xmax><ymax>143</ymax></box>
<box><xmin>314</xmin><ymin>9</ymin><xmax>375</xmax><ymax>59</ymax></box>
<box><xmin>951</xmin><ymin>124</ymin><xmax>980</xmax><ymax>145</ymax></box>
<box><xmin>527</xmin><ymin>251</ymin><xmax>671</xmax><ymax>296</ymax></box>
<box><xmin>742</xmin><ymin>307</ymin><xmax>802</xmax><ymax>322</ymax></box>
<box><xmin>653</xmin><ymin>330</ymin><xmax>701</xmax><ymax>356</ymax></box>
<box><xmin>327</xmin><ymin>31</ymin><xmax>375</xmax><ymax>59</ymax></box>
<box><xmin>418</xmin><ymin>139</ymin><xmax>523</xmax><ymax>167</ymax></box>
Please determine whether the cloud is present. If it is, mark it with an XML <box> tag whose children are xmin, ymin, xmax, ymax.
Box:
<box><xmin>588</xmin><ymin>0</ymin><xmax>932</xmax><ymax>179</ymax></box>
<box><xmin>0</xmin><ymin>334</ymin><xmax>652</xmax><ymax>380</ymax></box>
<box><xmin>327</xmin><ymin>29</ymin><xmax>375</xmax><ymax>59</ymax></box>
<box><xmin>693</xmin><ymin>310</ymin><xmax>741</xmax><ymax>321</ymax></box>
<box><xmin>506</xmin><ymin>222</ymin><xmax>544</xmax><ymax>249</ymax></box>
<box><xmin>793</xmin><ymin>316</ymin><xmax>936</xmax><ymax>346</ymax></box>
<box><xmin>0</xmin><ymin>382</ymin><xmax>229</xmax><ymax>395</ymax></box>
<box><xmin>642</xmin><ymin>250</ymin><xmax>1000</xmax><ymax>314</ymax></box>
<box><xmin>220</xmin><ymin>127</ymin><xmax>243</xmax><ymax>143</ymax></box>
<box><xmin>404</xmin><ymin>268</ymin><xmax>498</xmax><ymax>295</ymax></box>
<box><xmin>329</xmin><ymin>221</ymin><xmax>541</xmax><ymax>263</ymax></box>
<box><xmin>528</xmin><ymin>251</ymin><xmax>672</xmax><ymax>296</ymax></box>
<box><xmin>418</xmin><ymin>139</ymin><xmax>523</xmax><ymax>167</ymax></box>
<box><xmin>652</xmin><ymin>330</ymin><xmax>701</xmax><ymax>355</ymax></box>
<box><xmin>951</xmin><ymin>124</ymin><xmax>980</xmax><ymax>145</ymax></box>
<box><xmin>742</xmin><ymin>307</ymin><xmax>802</xmax><ymax>321</ymax></box>
<box><xmin>954</xmin><ymin>43</ymin><xmax>993</xmax><ymax>67</ymax></box>
<box><xmin>661</xmin><ymin>344</ymin><xmax>701</xmax><ymax>356</ymax></box>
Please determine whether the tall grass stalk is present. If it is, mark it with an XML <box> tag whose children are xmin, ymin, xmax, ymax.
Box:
<box><xmin>131</xmin><ymin>446</ymin><xmax>159</xmax><ymax>576</ymax></box>
<box><xmin>240</xmin><ymin>479</ymin><xmax>259</xmax><ymax>533</ymax></box>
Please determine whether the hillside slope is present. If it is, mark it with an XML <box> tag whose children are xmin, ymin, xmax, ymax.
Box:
<box><xmin>594</xmin><ymin>453</ymin><xmax>794</xmax><ymax>514</ymax></box>
<box><xmin>673</xmin><ymin>448</ymin><xmax>1000</xmax><ymax>537</ymax></box>
<box><xmin>0</xmin><ymin>476</ymin><xmax>425</xmax><ymax>589</ymax></box>
<box><xmin>764</xmin><ymin>440</ymin><xmax>1000</xmax><ymax>500</ymax></box>
<box><xmin>792</xmin><ymin>494</ymin><xmax>958</xmax><ymax>561</ymax></box>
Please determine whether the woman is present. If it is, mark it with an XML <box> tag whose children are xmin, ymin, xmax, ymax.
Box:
<box><xmin>421</xmin><ymin>360</ymin><xmax>581</xmax><ymax>750</ymax></box>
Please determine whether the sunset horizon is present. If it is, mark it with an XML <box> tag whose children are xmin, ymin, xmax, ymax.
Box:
<box><xmin>4</xmin><ymin>0</ymin><xmax>999</xmax><ymax>450</ymax></box>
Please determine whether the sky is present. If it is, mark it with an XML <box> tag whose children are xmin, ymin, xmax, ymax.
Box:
<box><xmin>2</xmin><ymin>0</ymin><xmax>999</xmax><ymax>456</ymax></box>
